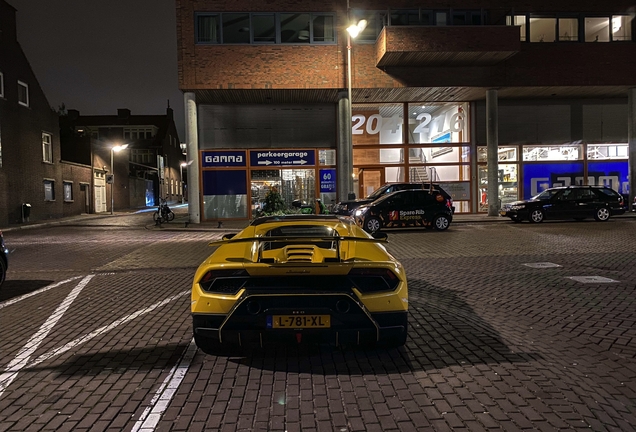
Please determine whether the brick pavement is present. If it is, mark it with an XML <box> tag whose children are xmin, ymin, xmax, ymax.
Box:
<box><xmin>0</xmin><ymin>215</ymin><xmax>635</xmax><ymax>431</ymax></box>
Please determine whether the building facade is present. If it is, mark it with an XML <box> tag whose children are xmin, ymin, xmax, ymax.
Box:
<box><xmin>0</xmin><ymin>0</ymin><xmax>91</xmax><ymax>227</ymax></box>
<box><xmin>176</xmin><ymin>0</ymin><xmax>636</xmax><ymax>221</ymax></box>
<box><xmin>60</xmin><ymin>107</ymin><xmax>185</xmax><ymax>212</ymax></box>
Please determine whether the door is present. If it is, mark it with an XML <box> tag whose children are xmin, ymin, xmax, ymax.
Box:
<box><xmin>359</xmin><ymin>169</ymin><xmax>384</xmax><ymax>199</ymax></box>
<box><xmin>94</xmin><ymin>173</ymin><xmax>107</xmax><ymax>213</ymax></box>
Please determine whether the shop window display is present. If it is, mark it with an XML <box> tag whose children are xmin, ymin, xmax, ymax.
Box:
<box><xmin>522</xmin><ymin>145</ymin><xmax>582</xmax><ymax>161</ymax></box>
<box><xmin>251</xmin><ymin>169</ymin><xmax>315</xmax><ymax>214</ymax></box>
<box><xmin>587</xmin><ymin>144</ymin><xmax>628</xmax><ymax>160</ymax></box>
<box><xmin>478</xmin><ymin>164</ymin><xmax>519</xmax><ymax>212</ymax></box>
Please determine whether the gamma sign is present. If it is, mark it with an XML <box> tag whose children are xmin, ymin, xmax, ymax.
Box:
<box><xmin>249</xmin><ymin>150</ymin><xmax>316</xmax><ymax>167</ymax></box>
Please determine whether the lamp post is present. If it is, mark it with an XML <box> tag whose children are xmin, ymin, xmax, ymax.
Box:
<box><xmin>110</xmin><ymin>144</ymin><xmax>128</xmax><ymax>215</ymax></box>
<box><xmin>180</xmin><ymin>162</ymin><xmax>187</xmax><ymax>204</ymax></box>
<box><xmin>345</xmin><ymin>16</ymin><xmax>367</xmax><ymax>200</ymax></box>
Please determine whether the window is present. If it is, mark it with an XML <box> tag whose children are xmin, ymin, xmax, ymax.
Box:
<box><xmin>0</xmin><ymin>72</ymin><xmax>4</xmax><ymax>98</ymax></box>
<box><xmin>124</xmin><ymin>127</ymin><xmax>154</xmax><ymax>140</ymax></box>
<box><xmin>44</xmin><ymin>180</ymin><xmax>55</xmax><ymax>201</ymax></box>
<box><xmin>18</xmin><ymin>80</ymin><xmax>29</xmax><ymax>107</ymax></box>
<box><xmin>530</xmin><ymin>17</ymin><xmax>556</xmax><ymax>42</ymax></box>
<box><xmin>195</xmin><ymin>12</ymin><xmax>336</xmax><ymax>44</ymax></box>
<box><xmin>42</xmin><ymin>132</ymin><xmax>53</xmax><ymax>163</ymax></box>
<box><xmin>197</xmin><ymin>14</ymin><xmax>219</xmax><ymax>43</ymax></box>
<box><xmin>558</xmin><ymin>18</ymin><xmax>579</xmax><ymax>41</ymax></box>
<box><xmin>612</xmin><ymin>15</ymin><xmax>632</xmax><ymax>41</ymax></box>
<box><xmin>585</xmin><ymin>17</ymin><xmax>610</xmax><ymax>42</ymax></box>
<box><xmin>63</xmin><ymin>182</ymin><xmax>73</xmax><ymax>202</ymax></box>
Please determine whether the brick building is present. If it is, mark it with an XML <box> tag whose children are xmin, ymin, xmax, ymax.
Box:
<box><xmin>0</xmin><ymin>0</ymin><xmax>91</xmax><ymax>227</ymax></box>
<box><xmin>176</xmin><ymin>0</ymin><xmax>636</xmax><ymax>221</ymax></box>
<box><xmin>59</xmin><ymin>107</ymin><xmax>185</xmax><ymax>212</ymax></box>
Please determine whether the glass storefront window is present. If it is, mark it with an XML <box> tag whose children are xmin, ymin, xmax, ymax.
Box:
<box><xmin>522</xmin><ymin>145</ymin><xmax>582</xmax><ymax>161</ymax></box>
<box><xmin>407</xmin><ymin>103</ymin><xmax>469</xmax><ymax>144</ymax></box>
<box><xmin>530</xmin><ymin>17</ymin><xmax>556</xmax><ymax>42</ymax></box>
<box><xmin>612</xmin><ymin>15</ymin><xmax>632</xmax><ymax>41</ymax></box>
<box><xmin>352</xmin><ymin>104</ymin><xmax>403</xmax><ymax>145</ymax></box>
<box><xmin>202</xmin><ymin>170</ymin><xmax>247</xmax><ymax>218</ymax></box>
<box><xmin>477</xmin><ymin>147</ymin><xmax>518</xmax><ymax>162</ymax></box>
<box><xmin>319</xmin><ymin>149</ymin><xmax>336</xmax><ymax>165</ymax></box>
<box><xmin>251</xmin><ymin>169</ymin><xmax>315</xmax><ymax>213</ymax></box>
<box><xmin>477</xmin><ymin>164</ymin><xmax>518</xmax><ymax>211</ymax></box>
<box><xmin>353</xmin><ymin>148</ymin><xmax>403</xmax><ymax>164</ymax></box>
<box><xmin>408</xmin><ymin>165</ymin><xmax>468</xmax><ymax>183</ymax></box>
<box><xmin>585</xmin><ymin>17</ymin><xmax>610</xmax><ymax>42</ymax></box>
<box><xmin>587</xmin><ymin>144</ymin><xmax>628</xmax><ymax>160</ymax></box>
<box><xmin>410</xmin><ymin>146</ymin><xmax>470</xmax><ymax>164</ymax></box>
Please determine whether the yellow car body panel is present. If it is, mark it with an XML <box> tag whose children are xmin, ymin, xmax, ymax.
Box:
<box><xmin>191</xmin><ymin>215</ymin><xmax>409</xmax><ymax>351</ymax></box>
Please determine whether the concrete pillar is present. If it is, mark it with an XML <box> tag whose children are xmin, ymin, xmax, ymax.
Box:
<box><xmin>337</xmin><ymin>91</ymin><xmax>354</xmax><ymax>201</ymax></box>
<box><xmin>486</xmin><ymin>89</ymin><xmax>499</xmax><ymax>216</ymax></box>
<box><xmin>629</xmin><ymin>88</ymin><xmax>636</xmax><ymax>211</ymax></box>
<box><xmin>184</xmin><ymin>92</ymin><xmax>200</xmax><ymax>224</ymax></box>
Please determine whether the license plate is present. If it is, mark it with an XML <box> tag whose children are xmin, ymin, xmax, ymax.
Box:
<box><xmin>267</xmin><ymin>315</ymin><xmax>331</xmax><ymax>329</ymax></box>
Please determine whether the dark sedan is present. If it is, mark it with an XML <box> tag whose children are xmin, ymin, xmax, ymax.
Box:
<box><xmin>500</xmin><ymin>186</ymin><xmax>626</xmax><ymax>223</ymax></box>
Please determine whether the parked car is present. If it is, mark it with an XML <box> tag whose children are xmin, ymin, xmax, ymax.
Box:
<box><xmin>1</xmin><ymin>230</ymin><xmax>8</xmax><ymax>287</ymax></box>
<box><xmin>191</xmin><ymin>214</ymin><xmax>408</xmax><ymax>354</ymax></box>
<box><xmin>500</xmin><ymin>186</ymin><xmax>626</xmax><ymax>223</ymax></box>
<box><xmin>354</xmin><ymin>189</ymin><xmax>453</xmax><ymax>233</ymax></box>
<box><xmin>334</xmin><ymin>182</ymin><xmax>454</xmax><ymax>216</ymax></box>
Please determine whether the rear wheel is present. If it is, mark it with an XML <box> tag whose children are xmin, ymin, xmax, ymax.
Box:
<box><xmin>364</xmin><ymin>217</ymin><xmax>382</xmax><ymax>233</ymax></box>
<box><xmin>594</xmin><ymin>207</ymin><xmax>610</xmax><ymax>221</ymax></box>
<box><xmin>432</xmin><ymin>215</ymin><xmax>450</xmax><ymax>231</ymax></box>
<box><xmin>529</xmin><ymin>209</ymin><xmax>544</xmax><ymax>223</ymax></box>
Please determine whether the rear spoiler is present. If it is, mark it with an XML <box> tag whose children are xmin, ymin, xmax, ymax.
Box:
<box><xmin>208</xmin><ymin>234</ymin><xmax>387</xmax><ymax>248</ymax></box>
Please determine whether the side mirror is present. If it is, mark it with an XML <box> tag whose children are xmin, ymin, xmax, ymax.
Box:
<box><xmin>222</xmin><ymin>233</ymin><xmax>236</xmax><ymax>240</ymax></box>
<box><xmin>372</xmin><ymin>231</ymin><xmax>388</xmax><ymax>240</ymax></box>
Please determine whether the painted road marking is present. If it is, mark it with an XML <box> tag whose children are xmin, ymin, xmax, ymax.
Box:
<box><xmin>0</xmin><ymin>276</ymin><xmax>83</xmax><ymax>309</ymax></box>
<box><xmin>0</xmin><ymin>275</ymin><xmax>94</xmax><ymax>398</ymax></box>
<box><xmin>131</xmin><ymin>339</ymin><xmax>197</xmax><ymax>432</ymax></box>
<box><xmin>29</xmin><ymin>290</ymin><xmax>189</xmax><ymax>368</ymax></box>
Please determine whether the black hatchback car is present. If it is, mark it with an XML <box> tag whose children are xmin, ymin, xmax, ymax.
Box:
<box><xmin>354</xmin><ymin>189</ymin><xmax>453</xmax><ymax>233</ymax></box>
<box><xmin>334</xmin><ymin>182</ymin><xmax>454</xmax><ymax>216</ymax></box>
<box><xmin>500</xmin><ymin>186</ymin><xmax>626</xmax><ymax>223</ymax></box>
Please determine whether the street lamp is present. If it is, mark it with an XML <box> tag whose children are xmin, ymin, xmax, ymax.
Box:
<box><xmin>180</xmin><ymin>162</ymin><xmax>187</xmax><ymax>204</ymax></box>
<box><xmin>110</xmin><ymin>144</ymin><xmax>128</xmax><ymax>215</ymax></box>
<box><xmin>344</xmin><ymin>16</ymin><xmax>367</xmax><ymax>200</ymax></box>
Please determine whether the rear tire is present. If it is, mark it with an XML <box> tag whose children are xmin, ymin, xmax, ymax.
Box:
<box><xmin>594</xmin><ymin>207</ymin><xmax>610</xmax><ymax>221</ymax></box>
<box><xmin>432</xmin><ymin>215</ymin><xmax>450</xmax><ymax>231</ymax></box>
<box><xmin>529</xmin><ymin>209</ymin><xmax>544</xmax><ymax>223</ymax></box>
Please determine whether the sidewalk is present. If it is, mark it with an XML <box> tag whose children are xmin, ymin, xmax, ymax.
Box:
<box><xmin>3</xmin><ymin>206</ymin><xmax>635</xmax><ymax>233</ymax></box>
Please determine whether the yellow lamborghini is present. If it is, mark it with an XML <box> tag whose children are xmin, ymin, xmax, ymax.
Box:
<box><xmin>191</xmin><ymin>214</ymin><xmax>408</xmax><ymax>354</ymax></box>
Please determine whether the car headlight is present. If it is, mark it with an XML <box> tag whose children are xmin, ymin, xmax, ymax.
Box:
<box><xmin>355</xmin><ymin>207</ymin><xmax>368</xmax><ymax>217</ymax></box>
<box><xmin>510</xmin><ymin>204</ymin><xmax>525</xmax><ymax>210</ymax></box>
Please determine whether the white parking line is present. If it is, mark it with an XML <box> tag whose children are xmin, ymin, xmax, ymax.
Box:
<box><xmin>0</xmin><ymin>276</ymin><xmax>83</xmax><ymax>309</ymax></box>
<box><xmin>131</xmin><ymin>338</ymin><xmax>197</xmax><ymax>432</ymax></box>
<box><xmin>28</xmin><ymin>290</ymin><xmax>190</xmax><ymax>368</ymax></box>
<box><xmin>0</xmin><ymin>275</ymin><xmax>94</xmax><ymax>398</ymax></box>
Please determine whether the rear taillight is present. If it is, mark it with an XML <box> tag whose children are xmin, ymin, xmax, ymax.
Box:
<box><xmin>199</xmin><ymin>269</ymin><xmax>249</xmax><ymax>294</ymax></box>
<box><xmin>348</xmin><ymin>268</ymin><xmax>400</xmax><ymax>293</ymax></box>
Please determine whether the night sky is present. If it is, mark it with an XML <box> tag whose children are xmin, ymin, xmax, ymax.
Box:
<box><xmin>13</xmin><ymin>0</ymin><xmax>185</xmax><ymax>140</ymax></box>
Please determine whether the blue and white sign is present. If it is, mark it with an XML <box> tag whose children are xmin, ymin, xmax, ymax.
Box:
<box><xmin>202</xmin><ymin>151</ymin><xmax>246</xmax><ymax>167</ymax></box>
<box><xmin>319</xmin><ymin>169</ymin><xmax>336</xmax><ymax>193</ymax></box>
<box><xmin>250</xmin><ymin>150</ymin><xmax>315</xmax><ymax>167</ymax></box>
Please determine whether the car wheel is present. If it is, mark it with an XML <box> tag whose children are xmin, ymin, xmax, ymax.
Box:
<box><xmin>594</xmin><ymin>207</ymin><xmax>610</xmax><ymax>222</ymax></box>
<box><xmin>0</xmin><ymin>258</ymin><xmax>6</xmax><ymax>287</ymax></box>
<box><xmin>432</xmin><ymin>215</ymin><xmax>450</xmax><ymax>231</ymax></box>
<box><xmin>529</xmin><ymin>209</ymin><xmax>544</xmax><ymax>223</ymax></box>
<box><xmin>365</xmin><ymin>217</ymin><xmax>382</xmax><ymax>233</ymax></box>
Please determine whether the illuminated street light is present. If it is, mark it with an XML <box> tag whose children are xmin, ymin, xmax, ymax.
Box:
<box><xmin>110</xmin><ymin>144</ymin><xmax>128</xmax><ymax>215</ymax></box>
<box><xmin>343</xmin><ymin>16</ymin><xmax>367</xmax><ymax>200</ymax></box>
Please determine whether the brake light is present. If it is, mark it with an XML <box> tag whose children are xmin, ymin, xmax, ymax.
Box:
<box><xmin>348</xmin><ymin>268</ymin><xmax>400</xmax><ymax>293</ymax></box>
<box><xmin>199</xmin><ymin>269</ymin><xmax>249</xmax><ymax>294</ymax></box>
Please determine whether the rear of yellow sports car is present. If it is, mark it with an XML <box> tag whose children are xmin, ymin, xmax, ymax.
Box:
<box><xmin>191</xmin><ymin>215</ymin><xmax>408</xmax><ymax>353</ymax></box>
